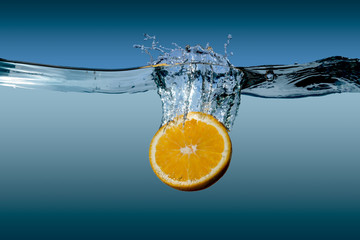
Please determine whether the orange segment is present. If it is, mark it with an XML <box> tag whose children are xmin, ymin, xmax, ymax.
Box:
<box><xmin>149</xmin><ymin>112</ymin><xmax>232</xmax><ymax>191</ymax></box>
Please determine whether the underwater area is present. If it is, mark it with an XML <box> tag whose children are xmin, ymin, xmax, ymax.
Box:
<box><xmin>1</xmin><ymin>41</ymin><xmax>360</xmax><ymax>239</ymax></box>
<box><xmin>1</xmin><ymin>81</ymin><xmax>360</xmax><ymax>239</ymax></box>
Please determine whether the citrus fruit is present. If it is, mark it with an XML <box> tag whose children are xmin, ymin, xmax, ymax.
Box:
<box><xmin>149</xmin><ymin>112</ymin><xmax>232</xmax><ymax>191</ymax></box>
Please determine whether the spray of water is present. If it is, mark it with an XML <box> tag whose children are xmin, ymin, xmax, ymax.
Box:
<box><xmin>134</xmin><ymin>34</ymin><xmax>234</xmax><ymax>67</ymax></box>
<box><xmin>134</xmin><ymin>34</ymin><xmax>243</xmax><ymax>130</ymax></box>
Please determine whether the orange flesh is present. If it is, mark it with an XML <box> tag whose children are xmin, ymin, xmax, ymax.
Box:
<box><xmin>154</xmin><ymin>118</ymin><xmax>224</xmax><ymax>181</ymax></box>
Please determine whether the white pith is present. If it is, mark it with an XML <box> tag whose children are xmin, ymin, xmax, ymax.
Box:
<box><xmin>180</xmin><ymin>145</ymin><xmax>197</xmax><ymax>155</ymax></box>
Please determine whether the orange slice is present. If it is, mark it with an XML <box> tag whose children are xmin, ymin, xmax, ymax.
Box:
<box><xmin>149</xmin><ymin>112</ymin><xmax>232</xmax><ymax>191</ymax></box>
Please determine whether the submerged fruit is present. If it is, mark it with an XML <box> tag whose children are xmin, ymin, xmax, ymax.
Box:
<box><xmin>149</xmin><ymin>112</ymin><xmax>232</xmax><ymax>191</ymax></box>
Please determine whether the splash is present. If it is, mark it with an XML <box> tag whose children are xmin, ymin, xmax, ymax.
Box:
<box><xmin>135</xmin><ymin>34</ymin><xmax>243</xmax><ymax>129</ymax></box>
<box><xmin>134</xmin><ymin>34</ymin><xmax>234</xmax><ymax>67</ymax></box>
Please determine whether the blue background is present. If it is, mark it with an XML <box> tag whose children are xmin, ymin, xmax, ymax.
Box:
<box><xmin>1</xmin><ymin>0</ymin><xmax>360</xmax><ymax>239</ymax></box>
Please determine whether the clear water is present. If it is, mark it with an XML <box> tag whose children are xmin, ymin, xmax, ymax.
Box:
<box><xmin>133</xmin><ymin>34</ymin><xmax>233</xmax><ymax>66</ymax></box>
<box><xmin>1</xmin><ymin>49</ymin><xmax>359</xmax><ymax>130</ymax></box>
<box><xmin>153</xmin><ymin>63</ymin><xmax>242</xmax><ymax>129</ymax></box>
<box><xmin>241</xmin><ymin>56</ymin><xmax>360</xmax><ymax>98</ymax></box>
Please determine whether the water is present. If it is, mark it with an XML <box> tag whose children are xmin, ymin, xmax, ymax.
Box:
<box><xmin>1</xmin><ymin>86</ymin><xmax>359</xmax><ymax>239</ymax></box>
<box><xmin>241</xmin><ymin>56</ymin><xmax>360</xmax><ymax>98</ymax></box>
<box><xmin>0</xmin><ymin>38</ymin><xmax>359</xmax><ymax>239</ymax></box>
<box><xmin>153</xmin><ymin>63</ymin><xmax>242</xmax><ymax>129</ymax></box>
<box><xmin>133</xmin><ymin>34</ymin><xmax>233</xmax><ymax>66</ymax></box>
<box><xmin>1</xmin><ymin>53</ymin><xmax>359</xmax><ymax>130</ymax></box>
<box><xmin>0</xmin><ymin>59</ymin><xmax>155</xmax><ymax>94</ymax></box>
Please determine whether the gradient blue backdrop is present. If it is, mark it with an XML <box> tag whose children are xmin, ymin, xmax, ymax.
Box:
<box><xmin>1</xmin><ymin>0</ymin><xmax>360</xmax><ymax>239</ymax></box>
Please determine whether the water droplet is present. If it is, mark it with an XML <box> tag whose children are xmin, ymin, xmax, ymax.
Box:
<box><xmin>266</xmin><ymin>70</ymin><xmax>275</xmax><ymax>81</ymax></box>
